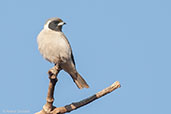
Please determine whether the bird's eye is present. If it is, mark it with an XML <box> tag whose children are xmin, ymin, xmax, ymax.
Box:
<box><xmin>53</xmin><ymin>21</ymin><xmax>59</xmax><ymax>25</ymax></box>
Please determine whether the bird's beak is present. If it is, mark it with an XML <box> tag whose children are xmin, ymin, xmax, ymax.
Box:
<box><xmin>58</xmin><ymin>22</ymin><xmax>66</xmax><ymax>26</ymax></box>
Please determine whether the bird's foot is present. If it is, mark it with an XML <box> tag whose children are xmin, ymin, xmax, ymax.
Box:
<box><xmin>48</xmin><ymin>65</ymin><xmax>61</xmax><ymax>75</ymax></box>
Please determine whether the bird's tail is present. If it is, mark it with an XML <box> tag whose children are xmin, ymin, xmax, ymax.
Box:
<box><xmin>71</xmin><ymin>72</ymin><xmax>89</xmax><ymax>89</ymax></box>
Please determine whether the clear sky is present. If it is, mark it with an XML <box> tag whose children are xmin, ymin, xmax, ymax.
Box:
<box><xmin>0</xmin><ymin>0</ymin><xmax>171</xmax><ymax>114</ymax></box>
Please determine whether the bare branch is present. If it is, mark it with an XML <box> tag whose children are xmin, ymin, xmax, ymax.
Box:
<box><xmin>35</xmin><ymin>65</ymin><xmax>121</xmax><ymax>114</ymax></box>
<box><xmin>35</xmin><ymin>80</ymin><xmax>120</xmax><ymax>114</ymax></box>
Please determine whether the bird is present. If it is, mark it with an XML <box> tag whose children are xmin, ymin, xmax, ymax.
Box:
<box><xmin>37</xmin><ymin>17</ymin><xmax>89</xmax><ymax>89</ymax></box>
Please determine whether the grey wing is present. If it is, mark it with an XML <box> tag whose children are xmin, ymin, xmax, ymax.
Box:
<box><xmin>62</xmin><ymin>34</ymin><xmax>76</xmax><ymax>66</ymax></box>
<box><xmin>71</xmin><ymin>51</ymin><xmax>75</xmax><ymax>66</ymax></box>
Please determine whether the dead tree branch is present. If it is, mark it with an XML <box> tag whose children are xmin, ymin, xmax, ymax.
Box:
<box><xmin>35</xmin><ymin>66</ymin><xmax>121</xmax><ymax>114</ymax></box>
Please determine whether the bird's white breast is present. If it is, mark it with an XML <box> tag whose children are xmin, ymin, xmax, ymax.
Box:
<box><xmin>37</xmin><ymin>29</ymin><xmax>71</xmax><ymax>63</ymax></box>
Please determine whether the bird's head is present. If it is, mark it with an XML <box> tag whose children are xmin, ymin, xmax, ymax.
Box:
<box><xmin>44</xmin><ymin>17</ymin><xmax>66</xmax><ymax>31</ymax></box>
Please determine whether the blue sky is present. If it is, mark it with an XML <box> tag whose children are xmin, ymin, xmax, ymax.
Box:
<box><xmin>0</xmin><ymin>0</ymin><xmax>171</xmax><ymax>114</ymax></box>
